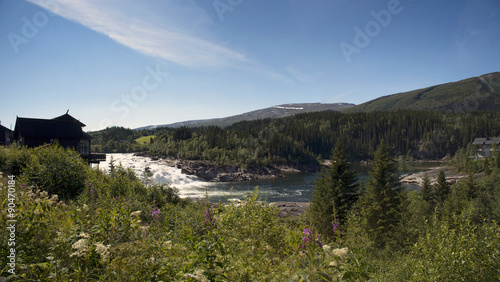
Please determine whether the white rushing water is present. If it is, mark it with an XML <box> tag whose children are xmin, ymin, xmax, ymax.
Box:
<box><xmin>102</xmin><ymin>153</ymin><xmax>213</xmax><ymax>199</ymax></box>
<box><xmin>101</xmin><ymin>153</ymin><xmax>278</xmax><ymax>201</ymax></box>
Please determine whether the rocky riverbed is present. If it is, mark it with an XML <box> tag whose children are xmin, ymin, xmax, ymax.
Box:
<box><xmin>135</xmin><ymin>152</ymin><xmax>320</xmax><ymax>182</ymax></box>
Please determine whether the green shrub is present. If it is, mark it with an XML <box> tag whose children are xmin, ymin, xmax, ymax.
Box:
<box><xmin>20</xmin><ymin>144</ymin><xmax>89</xmax><ymax>200</ymax></box>
<box><xmin>2</xmin><ymin>145</ymin><xmax>31</xmax><ymax>175</ymax></box>
<box><xmin>404</xmin><ymin>212</ymin><xmax>500</xmax><ymax>280</ymax></box>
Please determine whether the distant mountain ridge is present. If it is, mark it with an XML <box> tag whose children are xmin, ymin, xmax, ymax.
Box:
<box><xmin>135</xmin><ymin>71</ymin><xmax>500</xmax><ymax>130</ymax></box>
<box><xmin>135</xmin><ymin>103</ymin><xmax>355</xmax><ymax>130</ymax></box>
<box><xmin>345</xmin><ymin>72</ymin><xmax>500</xmax><ymax>112</ymax></box>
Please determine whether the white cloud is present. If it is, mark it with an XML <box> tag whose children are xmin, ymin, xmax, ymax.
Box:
<box><xmin>24</xmin><ymin>0</ymin><xmax>260</xmax><ymax>70</ymax></box>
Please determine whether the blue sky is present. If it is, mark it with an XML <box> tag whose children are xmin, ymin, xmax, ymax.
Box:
<box><xmin>0</xmin><ymin>0</ymin><xmax>499</xmax><ymax>131</ymax></box>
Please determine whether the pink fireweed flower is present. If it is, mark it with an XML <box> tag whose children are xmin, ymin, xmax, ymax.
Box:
<box><xmin>152</xmin><ymin>208</ymin><xmax>161</xmax><ymax>219</ymax></box>
<box><xmin>332</xmin><ymin>218</ymin><xmax>343</xmax><ymax>239</ymax></box>
<box><xmin>204</xmin><ymin>207</ymin><xmax>215</xmax><ymax>230</ymax></box>
<box><xmin>301</xmin><ymin>226</ymin><xmax>323</xmax><ymax>253</ymax></box>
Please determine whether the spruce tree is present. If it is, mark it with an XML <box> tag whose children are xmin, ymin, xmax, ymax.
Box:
<box><xmin>434</xmin><ymin>170</ymin><xmax>450</xmax><ymax>204</ymax></box>
<box><xmin>421</xmin><ymin>173</ymin><xmax>433</xmax><ymax>204</ymax></box>
<box><xmin>363</xmin><ymin>140</ymin><xmax>402</xmax><ymax>249</ymax></box>
<box><xmin>311</xmin><ymin>140</ymin><xmax>358</xmax><ymax>237</ymax></box>
<box><xmin>465</xmin><ymin>175</ymin><xmax>477</xmax><ymax>200</ymax></box>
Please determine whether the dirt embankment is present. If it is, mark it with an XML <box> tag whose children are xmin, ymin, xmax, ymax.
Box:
<box><xmin>401</xmin><ymin>165</ymin><xmax>472</xmax><ymax>186</ymax></box>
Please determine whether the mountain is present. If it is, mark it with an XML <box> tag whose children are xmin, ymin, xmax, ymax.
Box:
<box><xmin>135</xmin><ymin>103</ymin><xmax>355</xmax><ymax>130</ymax></box>
<box><xmin>345</xmin><ymin>72</ymin><xmax>500</xmax><ymax>112</ymax></box>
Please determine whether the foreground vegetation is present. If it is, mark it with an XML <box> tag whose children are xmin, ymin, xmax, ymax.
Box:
<box><xmin>1</xmin><ymin>143</ymin><xmax>500</xmax><ymax>280</ymax></box>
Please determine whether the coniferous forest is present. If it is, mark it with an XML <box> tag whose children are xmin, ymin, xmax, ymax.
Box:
<box><xmin>144</xmin><ymin>110</ymin><xmax>500</xmax><ymax>167</ymax></box>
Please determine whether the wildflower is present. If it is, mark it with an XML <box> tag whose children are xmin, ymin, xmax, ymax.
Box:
<box><xmin>331</xmin><ymin>247</ymin><xmax>349</xmax><ymax>259</ymax></box>
<box><xmin>332</xmin><ymin>218</ymin><xmax>343</xmax><ymax>239</ymax></box>
<box><xmin>139</xmin><ymin>225</ymin><xmax>150</xmax><ymax>234</ymax></box>
<box><xmin>78</xmin><ymin>232</ymin><xmax>90</xmax><ymax>239</ymax></box>
<box><xmin>152</xmin><ymin>208</ymin><xmax>161</xmax><ymax>220</ymax></box>
<box><xmin>316</xmin><ymin>234</ymin><xmax>323</xmax><ymax>248</ymax></box>
<box><xmin>21</xmin><ymin>183</ymin><xmax>26</xmax><ymax>189</ymax></box>
<box><xmin>204</xmin><ymin>207</ymin><xmax>215</xmax><ymax>230</ymax></box>
<box><xmin>94</xmin><ymin>242</ymin><xmax>111</xmax><ymax>263</ymax></box>
<box><xmin>130</xmin><ymin>210</ymin><xmax>142</xmax><ymax>218</ymax></box>
<box><xmin>70</xmin><ymin>238</ymin><xmax>89</xmax><ymax>258</ymax></box>
<box><xmin>114</xmin><ymin>196</ymin><xmax>119</xmax><ymax>201</ymax></box>
<box><xmin>82</xmin><ymin>204</ymin><xmax>89</xmax><ymax>211</ymax></box>
<box><xmin>50</xmin><ymin>194</ymin><xmax>58</xmax><ymax>202</ymax></box>
<box><xmin>301</xmin><ymin>226</ymin><xmax>313</xmax><ymax>252</ymax></box>
<box><xmin>323</xmin><ymin>244</ymin><xmax>332</xmax><ymax>252</ymax></box>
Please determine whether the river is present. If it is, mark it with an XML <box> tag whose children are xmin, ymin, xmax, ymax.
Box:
<box><xmin>102</xmin><ymin>153</ymin><xmax>442</xmax><ymax>203</ymax></box>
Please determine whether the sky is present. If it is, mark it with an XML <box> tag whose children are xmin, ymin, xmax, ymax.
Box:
<box><xmin>0</xmin><ymin>0</ymin><xmax>499</xmax><ymax>131</ymax></box>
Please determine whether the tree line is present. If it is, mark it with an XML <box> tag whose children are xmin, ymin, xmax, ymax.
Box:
<box><xmin>145</xmin><ymin>110</ymin><xmax>500</xmax><ymax>167</ymax></box>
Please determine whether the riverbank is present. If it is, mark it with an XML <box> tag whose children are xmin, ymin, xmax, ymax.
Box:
<box><xmin>401</xmin><ymin>165</ymin><xmax>471</xmax><ymax>186</ymax></box>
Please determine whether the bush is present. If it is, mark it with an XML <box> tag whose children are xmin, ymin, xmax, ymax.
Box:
<box><xmin>404</xmin><ymin>212</ymin><xmax>500</xmax><ymax>280</ymax></box>
<box><xmin>20</xmin><ymin>144</ymin><xmax>89</xmax><ymax>200</ymax></box>
<box><xmin>1</xmin><ymin>145</ymin><xmax>31</xmax><ymax>175</ymax></box>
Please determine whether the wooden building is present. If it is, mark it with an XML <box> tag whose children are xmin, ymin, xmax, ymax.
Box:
<box><xmin>13</xmin><ymin>112</ymin><xmax>105</xmax><ymax>163</ymax></box>
<box><xmin>0</xmin><ymin>124</ymin><xmax>12</xmax><ymax>146</ymax></box>
<box><xmin>472</xmin><ymin>137</ymin><xmax>500</xmax><ymax>158</ymax></box>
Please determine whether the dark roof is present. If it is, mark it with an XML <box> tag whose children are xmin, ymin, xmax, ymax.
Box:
<box><xmin>14</xmin><ymin>117</ymin><xmax>90</xmax><ymax>140</ymax></box>
<box><xmin>0</xmin><ymin>124</ymin><xmax>11</xmax><ymax>133</ymax></box>
<box><xmin>472</xmin><ymin>137</ymin><xmax>500</xmax><ymax>145</ymax></box>
<box><xmin>52</xmin><ymin>113</ymin><xmax>86</xmax><ymax>127</ymax></box>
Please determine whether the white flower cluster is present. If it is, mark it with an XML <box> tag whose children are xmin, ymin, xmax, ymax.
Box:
<box><xmin>130</xmin><ymin>210</ymin><xmax>142</xmax><ymax>218</ymax></box>
<box><xmin>322</xmin><ymin>246</ymin><xmax>349</xmax><ymax>267</ymax></box>
<box><xmin>70</xmin><ymin>238</ymin><xmax>89</xmax><ymax>258</ymax></box>
<box><xmin>94</xmin><ymin>242</ymin><xmax>111</xmax><ymax>263</ymax></box>
<box><xmin>70</xmin><ymin>232</ymin><xmax>91</xmax><ymax>258</ymax></box>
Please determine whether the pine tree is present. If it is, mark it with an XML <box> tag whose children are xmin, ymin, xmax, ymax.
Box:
<box><xmin>465</xmin><ymin>175</ymin><xmax>477</xmax><ymax>200</ymax></box>
<box><xmin>108</xmin><ymin>156</ymin><xmax>116</xmax><ymax>174</ymax></box>
<box><xmin>362</xmin><ymin>140</ymin><xmax>402</xmax><ymax>249</ymax></box>
<box><xmin>434</xmin><ymin>170</ymin><xmax>450</xmax><ymax>204</ymax></box>
<box><xmin>484</xmin><ymin>158</ymin><xmax>491</xmax><ymax>175</ymax></box>
<box><xmin>311</xmin><ymin>140</ymin><xmax>358</xmax><ymax>237</ymax></box>
<box><xmin>421</xmin><ymin>173</ymin><xmax>433</xmax><ymax>204</ymax></box>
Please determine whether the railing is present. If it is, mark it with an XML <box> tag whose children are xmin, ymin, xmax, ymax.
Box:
<box><xmin>82</xmin><ymin>153</ymin><xmax>106</xmax><ymax>163</ymax></box>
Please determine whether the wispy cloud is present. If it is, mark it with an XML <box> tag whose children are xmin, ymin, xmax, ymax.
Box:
<box><xmin>25</xmin><ymin>0</ymin><xmax>282</xmax><ymax>77</ymax></box>
<box><xmin>453</xmin><ymin>0</ymin><xmax>500</xmax><ymax>62</ymax></box>
<box><xmin>286</xmin><ymin>65</ymin><xmax>324</xmax><ymax>83</ymax></box>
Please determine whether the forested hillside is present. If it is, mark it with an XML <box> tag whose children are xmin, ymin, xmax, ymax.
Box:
<box><xmin>346</xmin><ymin>72</ymin><xmax>500</xmax><ymax>112</ymax></box>
<box><xmin>147</xmin><ymin>110</ymin><xmax>500</xmax><ymax>167</ymax></box>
